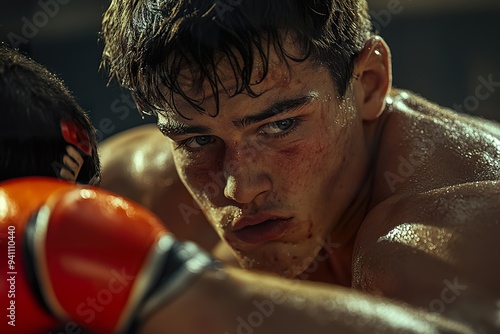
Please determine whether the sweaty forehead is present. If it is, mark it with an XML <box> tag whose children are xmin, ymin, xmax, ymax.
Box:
<box><xmin>176</xmin><ymin>54</ymin><xmax>291</xmax><ymax>99</ymax></box>
<box><xmin>168</xmin><ymin>36</ymin><xmax>314</xmax><ymax>113</ymax></box>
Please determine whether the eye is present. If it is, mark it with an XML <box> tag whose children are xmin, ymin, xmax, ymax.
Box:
<box><xmin>178</xmin><ymin>135</ymin><xmax>215</xmax><ymax>149</ymax></box>
<box><xmin>260</xmin><ymin>118</ymin><xmax>296</xmax><ymax>135</ymax></box>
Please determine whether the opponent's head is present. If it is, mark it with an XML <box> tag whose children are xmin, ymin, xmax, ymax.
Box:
<box><xmin>0</xmin><ymin>45</ymin><xmax>100</xmax><ymax>184</ymax></box>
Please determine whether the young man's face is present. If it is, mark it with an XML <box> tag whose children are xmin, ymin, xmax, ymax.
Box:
<box><xmin>158</xmin><ymin>42</ymin><xmax>372</xmax><ymax>278</ymax></box>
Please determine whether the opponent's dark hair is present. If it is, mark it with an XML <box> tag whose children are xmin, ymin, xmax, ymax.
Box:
<box><xmin>101</xmin><ymin>0</ymin><xmax>372</xmax><ymax>117</ymax></box>
<box><xmin>0</xmin><ymin>45</ymin><xmax>100</xmax><ymax>184</ymax></box>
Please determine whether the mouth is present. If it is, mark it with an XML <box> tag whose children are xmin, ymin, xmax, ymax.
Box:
<box><xmin>232</xmin><ymin>217</ymin><xmax>293</xmax><ymax>244</ymax></box>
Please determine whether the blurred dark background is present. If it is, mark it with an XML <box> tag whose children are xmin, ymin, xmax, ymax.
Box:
<box><xmin>1</xmin><ymin>0</ymin><xmax>500</xmax><ymax>142</ymax></box>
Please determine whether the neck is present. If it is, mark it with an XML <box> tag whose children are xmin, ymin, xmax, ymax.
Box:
<box><xmin>303</xmin><ymin>235</ymin><xmax>356</xmax><ymax>287</ymax></box>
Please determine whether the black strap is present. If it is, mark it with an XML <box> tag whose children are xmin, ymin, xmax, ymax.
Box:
<box><xmin>23</xmin><ymin>207</ymin><xmax>55</xmax><ymax>318</ymax></box>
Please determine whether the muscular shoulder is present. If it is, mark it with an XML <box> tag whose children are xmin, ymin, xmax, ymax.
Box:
<box><xmin>98</xmin><ymin>124</ymin><xmax>176</xmax><ymax>201</ymax></box>
<box><xmin>353</xmin><ymin>181</ymin><xmax>500</xmax><ymax>326</ymax></box>
<box><xmin>371</xmin><ymin>90</ymin><xmax>500</xmax><ymax>204</ymax></box>
<box><xmin>99</xmin><ymin>124</ymin><xmax>172</xmax><ymax>173</ymax></box>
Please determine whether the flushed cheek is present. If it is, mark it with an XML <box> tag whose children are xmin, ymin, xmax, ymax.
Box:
<box><xmin>273</xmin><ymin>139</ymin><xmax>339</xmax><ymax>196</ymax></box>
<box><xmin>175</xmin><ymin>153</ymin><xmax>225</xmax><ymax>200</ymax></box>
<box><xmin>174</xmin><ymin>164</ymin><xmax>229</xmax><ymax>230</ymax></box>
<box><xmin>268</xmin><ymin>142</ymin><xmax>335</xmax><ymax>233</ymax></box>
<box><xmin>273</xmin><ymin>135</ymin><xmax>348</xmax><ymax>237</ymax></box>
<box><xmin>183</xmin><ymin>172</ymin><xmax>228</xmax><ymax>219</ymax></box>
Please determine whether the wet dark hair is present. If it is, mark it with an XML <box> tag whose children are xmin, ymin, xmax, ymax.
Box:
<box><xmin>0</xmin><ymin>45</ymin><xmax>100</xmax><ymax>184</ymax></box>
<box><xmin>101</xmin><ymin>0</ymin><xmax>372</xmax><ymax>116</ymax></box>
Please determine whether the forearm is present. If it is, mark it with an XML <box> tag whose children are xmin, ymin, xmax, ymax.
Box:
<box><xmin>139</xmin><ymin>266</ymin><xmax>473</xmax><ymax>334</ymax></box>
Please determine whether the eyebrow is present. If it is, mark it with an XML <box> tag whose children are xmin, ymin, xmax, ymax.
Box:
<box><xmin>158</xmin><ymin>122</ymin><xmax>211</xmax><ymax>137</ymax></box>
<box><xmin>158</xmin><ymin>95</ymin><xmax>314</xmax><ymax>138</ymax></box>
<box><xmin>232</xmin><ymin>95</ymin><xmax>313</xmax><ymax>128</ymax></box>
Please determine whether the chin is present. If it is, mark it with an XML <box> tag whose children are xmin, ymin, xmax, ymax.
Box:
<box><xmin>234</xmin><ymin>247</ymin><xmax>317</xmax><ymax>279</ymax></box>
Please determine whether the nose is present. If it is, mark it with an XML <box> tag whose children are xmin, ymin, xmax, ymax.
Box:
<box><xmin>223</xmin><ymin>144</ymin><xmax>272</xmax><ymax>204</ymax></box>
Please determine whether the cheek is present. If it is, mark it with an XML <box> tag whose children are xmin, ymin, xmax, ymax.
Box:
<box><xmin>277</xmin><ymin>142</ymin><xmax>327</xmax><ymax>179</ymax></box>
<box><xmin>273</xmin><ymin>132</ymin><xmax>345</xmax><ymax>196</ymax></box>
<box><xmin>183</xmin><ymin>168</ymin><xmax>223</xmax><ymax>206</ymax></box>
<box><xmin>173</xmin><ymin>151</ymin><xmax>221</xmax><ymax>202</ymax></box>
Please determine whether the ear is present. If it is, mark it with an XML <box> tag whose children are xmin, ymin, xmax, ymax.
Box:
<box><xmin>352</xmin><ymin>36</ymin><xmax>392</xmax><ymax>121</ymax></box>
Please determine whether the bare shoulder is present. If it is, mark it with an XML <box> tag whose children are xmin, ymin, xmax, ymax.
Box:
<box><xmin>99</xmin><ymin>123</ymin><xmax>173</xmax><ymax>176</ymax></box>
<box><xmin>354</xmin><ymin>181</ymin><xmax>500</xmax><ymax>330</ymax></box>
<box><xmin>399</xmin><ymin>90</ymin><xmax>500</xmax><ymax>139</ymax></box>
<box><xmin>98</xmin><ymin>124</ymin><xmax>175</xmax><ymax>202</ymax></box>
<box><xmin>371</xmin><ymin>90</ymin><xmax>500</xmax><ymax>204</ymax></box>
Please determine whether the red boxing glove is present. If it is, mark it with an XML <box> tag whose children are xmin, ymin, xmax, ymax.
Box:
<box><xmin>0</xmin><ymin>177</ymin><xmax>219</xmax><ymax>334</ymax></box>
<box><xmin>0</xmin><ymin>178</ymin><xmax>77</xmax><ymax>334</ymax></box>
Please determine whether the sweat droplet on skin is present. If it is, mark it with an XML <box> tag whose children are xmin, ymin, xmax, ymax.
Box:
<box><xmin>378</xmin><ymin>223</ymin><xmax>455</xmax><ymax>263</ymax></box>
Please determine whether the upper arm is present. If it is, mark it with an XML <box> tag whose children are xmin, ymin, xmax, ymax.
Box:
<box><xmin>353</xmin><ymin>181</ymin><xmax>500</xmax><ymax>330</ymax></box>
